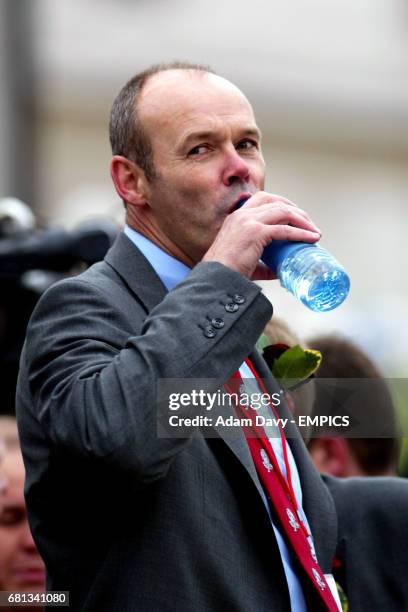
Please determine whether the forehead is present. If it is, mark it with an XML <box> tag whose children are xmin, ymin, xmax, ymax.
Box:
<box><xmin>1</xmin><ymin>451</ymin><xmax>24</xmax><ymax>501</ymax></box>
<box><xmin>138</xmin><ymin>70</ymin><xmax>258</xmax><ymax>141</ymax></box>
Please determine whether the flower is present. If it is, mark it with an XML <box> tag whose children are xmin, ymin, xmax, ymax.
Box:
<box><xmin>257</xmin><ymin>334</ymin><xmax>322</xmax><ymax>391</ymax></box>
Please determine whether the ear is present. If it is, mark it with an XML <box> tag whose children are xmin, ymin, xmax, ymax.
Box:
<box><xmin>308</xmin><ymin>437</ymin><xmax>349</xmax><ymax>477</ymax></box>
<box><xmin>110</xmin><ymin>155</ymin><xmax>150</xmax><ymax>206</ymax></box>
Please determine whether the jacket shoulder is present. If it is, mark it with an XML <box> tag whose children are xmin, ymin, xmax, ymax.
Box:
<box><xmin>323</xmin><ymin>473</ymin><xmax>408</xmax><ymax>526</ymax></box>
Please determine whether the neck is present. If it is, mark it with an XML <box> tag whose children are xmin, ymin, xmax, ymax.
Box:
<box><xmin>126</xmin><ymin>211</ymin><xmax>195</xmax><ymax>268</ymax></box>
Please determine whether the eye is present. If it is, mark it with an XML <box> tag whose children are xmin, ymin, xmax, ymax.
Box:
<box><xmin>0</xmin><ymin>507</ymin><xmax>26</xmax><ymax>527</ymax></box>
<box><xmin>188</xmin><ymin>144</ymin><xmax>210</xmax><ymax>156</ymax></box>
<box><xmin>236</xmin><ymin>139</ymin><xmax>259</xmax><ymax>150</ymax></box>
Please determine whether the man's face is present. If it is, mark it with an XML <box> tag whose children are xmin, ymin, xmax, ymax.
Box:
<box><xmin>137</xmin><ymin>70</ymin><xmax>266</xmax><ymax>263</ymax></box>
<box><xmin>0</xmin><ymin>450</ymin><xmax>45</xmax><ymax>591</ymax></box>
<box><xmin>0</xmin><ymin>438</ymin><xmax>6</xmax><ymax>508</ymax></box>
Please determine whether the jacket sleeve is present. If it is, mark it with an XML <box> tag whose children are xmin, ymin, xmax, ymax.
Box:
<box><xmin>19</xmin><ymin>261</ymin><xmax>273</xmax><ymax>483</ymax></box>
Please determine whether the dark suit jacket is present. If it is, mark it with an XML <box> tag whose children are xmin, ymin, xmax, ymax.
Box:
<box><xmin>324</xmin><ymin>475</ymin><xmax>408</xmax><ymax>612</ymax></box>
<box><xmin>16</xmin><ymin>233</ymin><xmax>337</xmax><ymax>611</ymax></box>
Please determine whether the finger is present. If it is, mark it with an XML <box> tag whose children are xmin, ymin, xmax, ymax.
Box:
<box><xmin>240</xmin><ymin>192</ymin><xmax>298</xmax><ymax>209</ymax></box>
<box><xmin>249</xmin><ymin>205</ymin><xmax>321</xmax><ymax>234</ymax></box>
<box><xmin>265</xmin><ymin>224</ymin><xmax>321</xmax><ymax>244</ymax></box>
<box><xmin>266</xmin><ymin>193</ymin><xmax>298</xmax><ymax>208</ymax></box>
<box><xmin>237</xmin><ymin>198</ymin><xmax>317</xmax><ymax>228</ymax></box>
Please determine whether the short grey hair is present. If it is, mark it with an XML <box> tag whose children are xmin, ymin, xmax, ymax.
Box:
<box><xmin>109</xmin><ymin>61</ymin><xmax>215</xmax><ymax>181</ymax></box>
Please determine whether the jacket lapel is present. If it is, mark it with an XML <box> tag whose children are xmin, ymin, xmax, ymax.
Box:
<box><xmin>212</xmin><ymin>404</ymin><xmax>266</xmax><ymax>501</ymax></box>
<box><xmin>104</xmin><ymin>232</ymin><xmax>168</xmax><ymax>312</ymax></box>
<box><xmin>212</xmin><ymin>350</ymin><xmax>303</xmax><ymax>505</ymax></box>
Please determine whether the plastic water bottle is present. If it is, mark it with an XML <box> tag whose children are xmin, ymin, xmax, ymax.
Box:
<box><xmin>237</xmin><ymin>199</ymin><xmax>350</xmax><ymax>312</ymax></box>
<box><xmin>261</xmin><ymin>240</ymin><xmax>350</xmax><ymax>312</ymax></box>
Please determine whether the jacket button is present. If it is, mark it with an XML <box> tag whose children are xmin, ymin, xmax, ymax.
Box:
<box><xmin>203</xmin><ymin>325</ymin><xmax>217</xmax><ymax>338</ymax></box>
<box><xmin>225</xmin><ymin>302</ymin><xmax>239</xmax><ymax>313</ymax></box>
<box><xmin>233</xmin><ymin>294</ymin><xmax>246</xmax><ymax>304</ymax></box>
<box><xmin>211</xmin><ymin>317</ymin><xmax>225</xmax><ymax>329</ymax></box>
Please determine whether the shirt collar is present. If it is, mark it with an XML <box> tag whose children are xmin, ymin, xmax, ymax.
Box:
<box><xmin>124</xmin><ymin>224</ymin><xmax>191</xmax><ymax>291</ymax></box>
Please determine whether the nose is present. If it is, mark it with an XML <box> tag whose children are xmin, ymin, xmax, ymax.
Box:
<box><xmin>221</xmin><ymin>148</ymin><xmax>250</xmax><ymax>186</ymax></box>
<box><xmin>19</xmin><ymin>520</ymin><xmax>38</xmax><ymax>553</ymax></box>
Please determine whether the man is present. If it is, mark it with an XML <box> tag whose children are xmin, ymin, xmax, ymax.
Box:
<box><xmin>302</xmin><ymin>336</ymin><xmax>408</xmax><ymax>611</ymax></box>
<box><xmin>17</xmin><ymin>62</ymin><xmax>339</xmax><ymax>611</ymax></box>
<box><xmin>306</xmin><ymin>335</ymin><xmax>400</xmax><ymax>478</ymax></box>
<box><xmin>0</xmin><ymin>417</ymin><xmax>45</xmax><ymax>610</ymax></box>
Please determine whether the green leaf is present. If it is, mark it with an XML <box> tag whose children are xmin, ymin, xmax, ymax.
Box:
<box><xmin>272</xmin><ymin>345</ymin><xmax>322</xmax><ymax>383</ymax></box>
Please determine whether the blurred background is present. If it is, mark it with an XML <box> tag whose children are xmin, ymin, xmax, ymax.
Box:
<box><xmin>0</xmin><ymin>0</ymin><xmax>407</xmax><ymax>460</ymax></box>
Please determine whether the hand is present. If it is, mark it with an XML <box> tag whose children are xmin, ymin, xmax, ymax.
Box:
<box><xmin>202</xmin><ymin>192</ymin><xmax>321</xmax><ymax>279</ymax></box>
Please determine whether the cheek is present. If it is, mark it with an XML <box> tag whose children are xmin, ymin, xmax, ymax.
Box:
<box><xmin>0</xmin><ymin>537</ymin><xmax>14</xmax><ymax>583</ymax></box>
<box><xmin>170</xmin><ymin>163</ymin><xmax>220</xmax><ymax>193</ymax></box>
<box><xmin>162</xmin><ymin>185</ymin><xmax>214</xmax><ymax>223</ymax></box>
<box><xmin>252</xmin><ymin>160</ymin><xmax>266</xmax><ymax>186</ymax></box>
<box><xmin>149</xmin><ymin>173</ymin><xmax>201</xmax><ymax>211</ymax></box>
